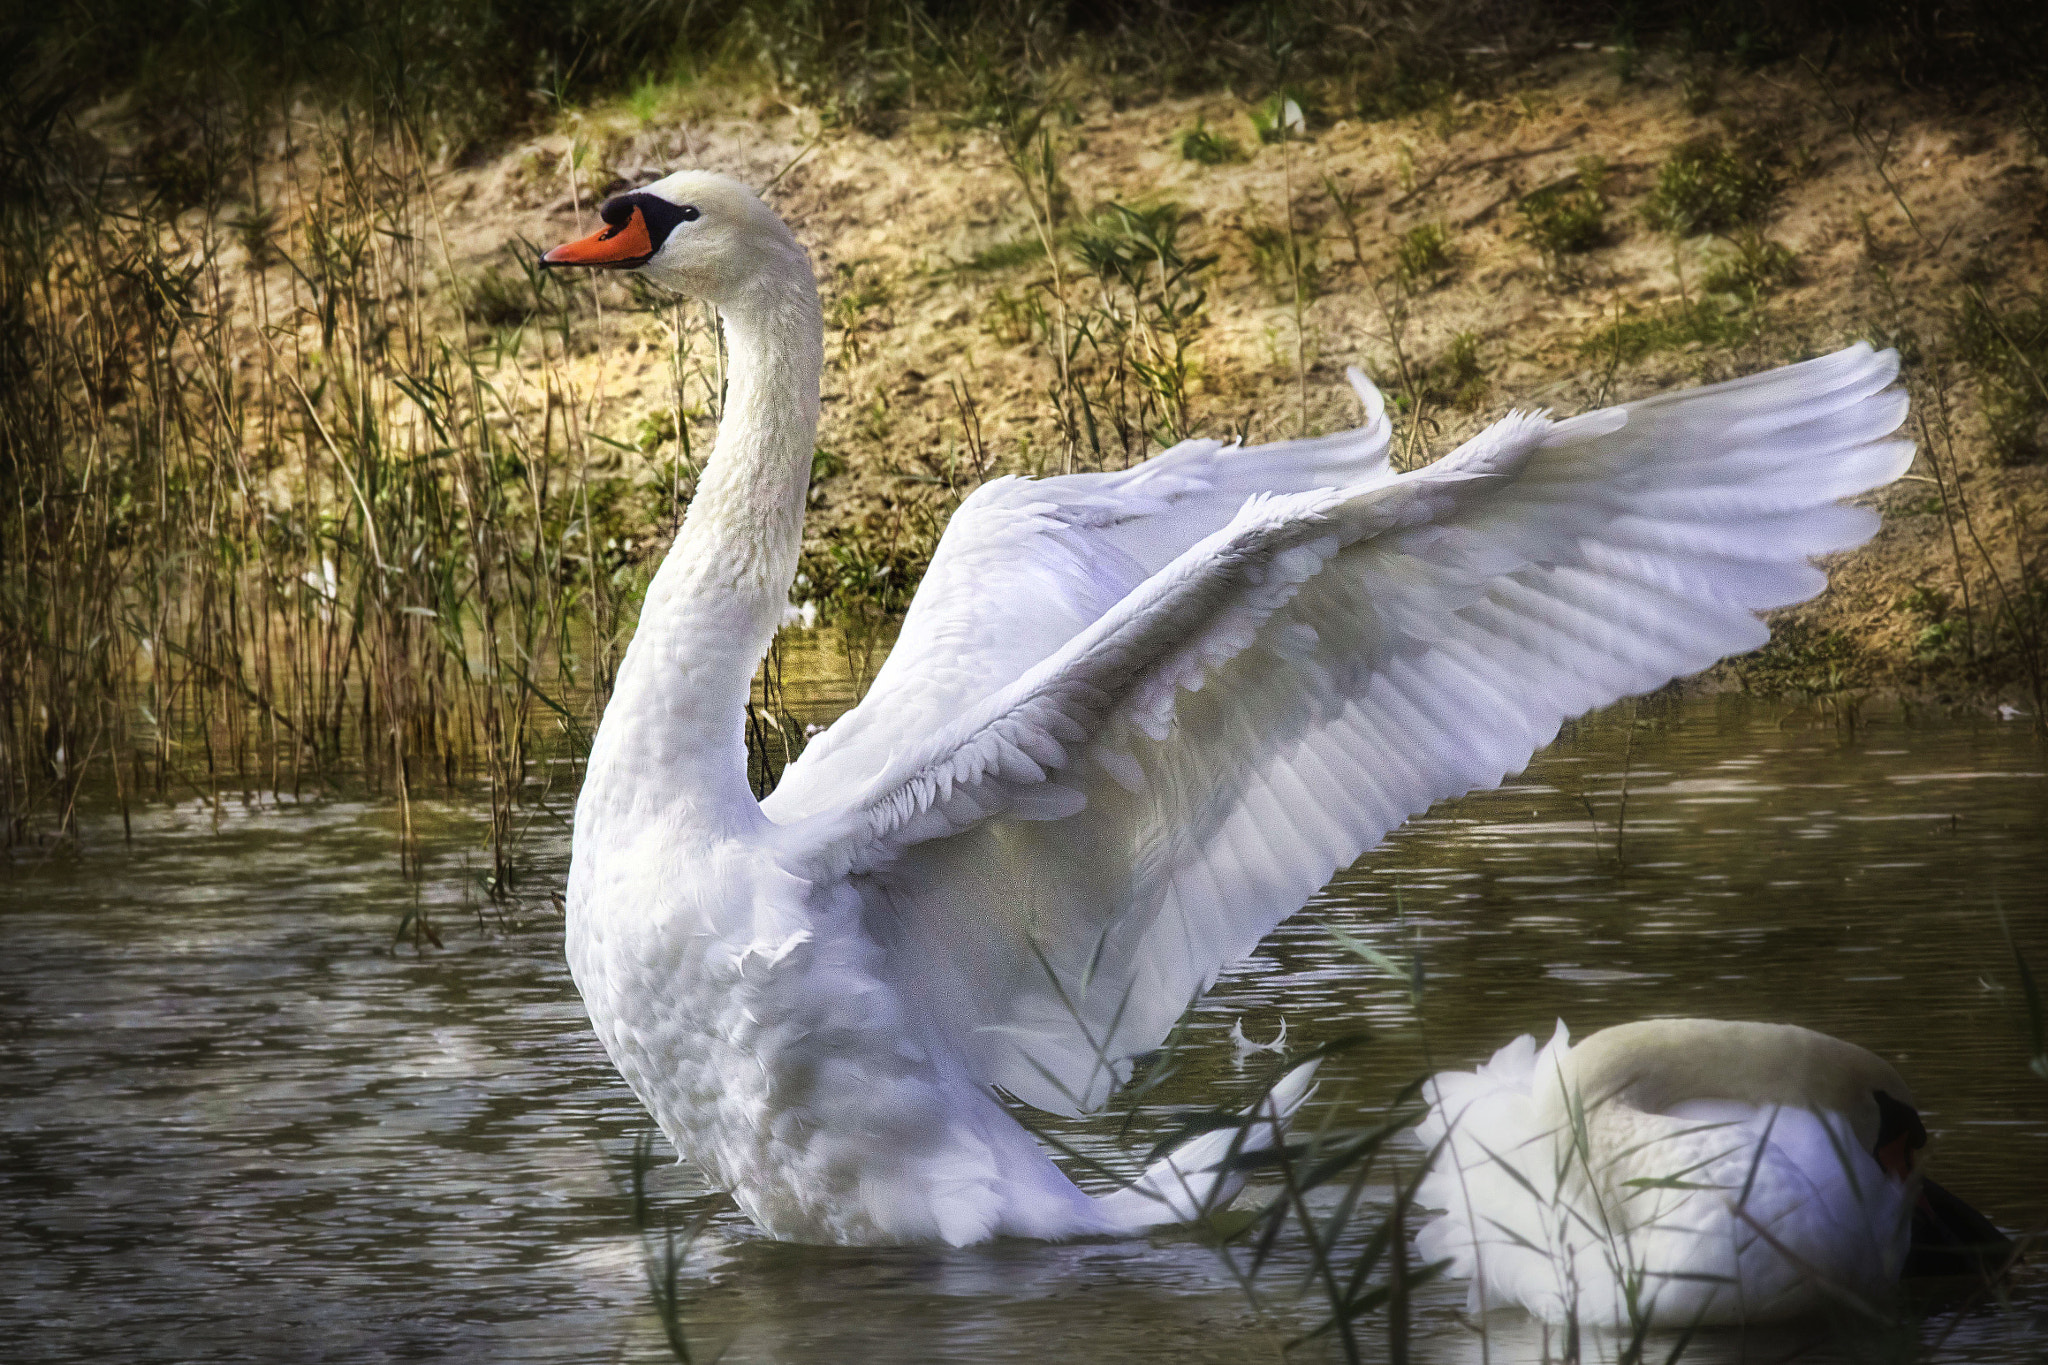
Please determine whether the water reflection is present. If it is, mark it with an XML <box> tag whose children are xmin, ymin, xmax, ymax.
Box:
<box><xmin>2</xmin><ymin>694</ymin><xmax>2043</xmax><ymax>1363</ymax></box>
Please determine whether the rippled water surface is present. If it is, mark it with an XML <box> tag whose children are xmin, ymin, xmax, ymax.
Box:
<box><xmin>5</xmin><ymin>687</ymin><xmax>2046</xmax><ymax>1363</ymax></box>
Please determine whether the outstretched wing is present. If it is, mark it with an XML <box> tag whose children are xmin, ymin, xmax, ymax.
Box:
<box><xmin>771</xmin><ymin>345</ymin><xmax>1910</xmax><ymax>1115</ymax></box>
<box><xmin>764</xmin><ymin>376</ymin><xmax>1395</xmax><ymax>825</ymax></box>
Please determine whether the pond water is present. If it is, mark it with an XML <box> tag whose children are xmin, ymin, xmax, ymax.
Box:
<box><xmin>4</xmin><ymin>668</ymin><xmax>2046</xmax><ymax>1363</ymax></box>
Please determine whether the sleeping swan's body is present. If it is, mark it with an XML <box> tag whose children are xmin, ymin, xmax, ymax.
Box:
<box><xmin>1415</xmin><ymin>1020</ymin><xmax>2009</xmax><ymax>1327</ymax></box>
<box><xmin>541</xmin><ymin>171</ymin><xmax>1913</xmax><ymax>1246</ymax></box>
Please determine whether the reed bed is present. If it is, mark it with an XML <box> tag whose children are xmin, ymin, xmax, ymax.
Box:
<box><xmin>0</xmin><ymin>98</ymin><xmax>727</xmax><ymax>890</ymax></box>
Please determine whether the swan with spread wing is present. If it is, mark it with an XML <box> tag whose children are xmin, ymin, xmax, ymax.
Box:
<box><xmin>541</xmin><ymin>171</ymin><xmax>1912</xmax><ymax>1246</ymax></box>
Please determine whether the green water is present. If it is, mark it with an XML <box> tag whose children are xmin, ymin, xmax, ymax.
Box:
<box><xmin>3</xmin><ymin>683</ymin><xmax>2045</xmax><ymax>1363</ymax></box>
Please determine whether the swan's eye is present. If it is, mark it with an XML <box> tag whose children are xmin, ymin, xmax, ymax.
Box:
<box><xmin>678</xmin><ymin>205</ymin><xmax>700</xmax><ymax>222</ymax></box>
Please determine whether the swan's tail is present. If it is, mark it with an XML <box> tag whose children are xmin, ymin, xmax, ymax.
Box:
<box><xmin>1095</xmin><ymin>1059</ymin><xmax>1320</xmax><ymax>1231</ymax></box>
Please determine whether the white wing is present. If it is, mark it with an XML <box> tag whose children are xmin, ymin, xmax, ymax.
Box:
<box><xmin>768</xmin><ymin>344</ymin><xmax>1911</xmax><ymax>1115</ymax></box>
<box><xmin>765</xmin><ymin>378</ymin><xmax>1395</xmax><ymax>825</ymax></box>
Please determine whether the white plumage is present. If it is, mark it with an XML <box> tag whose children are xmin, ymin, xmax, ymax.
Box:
<box><xmin>543</xmin><ymin>171</ymin><xmax>1913</xmax><ymax>1246</ymax></box>
<box><xmin>1414</xmin><ymin>1020</ymin><xmax>1932</xmax><ymax>1327</ymax></box>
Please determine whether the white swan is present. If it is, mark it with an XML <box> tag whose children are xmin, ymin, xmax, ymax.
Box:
<box><xmin>540</xmin><ymin>171</ymin><xmax>1912</xmax><ymax>1246</ymax></box>
<box><xmin>1414</xmin><ymin>1020</ymin><xmax>2008</xmax><ymax>1327</ymax></box>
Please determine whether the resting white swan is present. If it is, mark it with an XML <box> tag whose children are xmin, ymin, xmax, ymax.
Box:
<box><xmin>541</xmin><ymin>171</ymin><xmax>1912</xmax><ymax>1246</ymax></box>
<box><xmin>1415</xmin><ymin>1020</ymin><xmax>2009</xmax><ymax>1327</ymax></box>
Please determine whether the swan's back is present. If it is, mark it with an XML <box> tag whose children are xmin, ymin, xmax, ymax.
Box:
<box><xmin>1415</xmin><ymin>1021</ymin><xmax>1913</xmax><ymax>1328</ymax></box>
<box><xmin>1556</xmin><ymin>1018</ymin><xmax>1914</xmax><ymax>1151</ymax></box>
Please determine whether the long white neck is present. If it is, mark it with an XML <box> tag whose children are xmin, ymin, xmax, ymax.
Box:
<box><xmin>581</xmin><ymin>267</ymin><xmax>823</xmax><ymax>835</ymax></box>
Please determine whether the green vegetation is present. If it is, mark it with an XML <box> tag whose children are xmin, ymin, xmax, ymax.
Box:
<box><xmin>1640</xmin><ymin>133</ymin><xmax>1782</xmax><ymax>236</ymax></box>
<box><xmin>963</xmin><ymin>235</ymin><xmax>1046</xmax><ymax>273</ymax></box>
<box><xmin>1896</xmin><ymin>584</ymin><xmax>1968</xmax><ymax>661</ymax></box>
<box><xmin>1065</xmin><ymin>200</ymin><xmax>1215</xmax><ymax>451</ymax></box>
<box><xmin>1951</xmin><ymin>288</ymin><xmax>2048</xmax><ymax>466</ymax></box>
<box><xmin>1244</xmin><ymin>218</ymin><xmax>1321</xmax><ymax>303</ymax></box>
<box><xmin>1728</xmin><ymin>619</ymin><xmax>1864</xmax><ymax>699</ymax></box>
<box><xmin>1353</xmin><ymin>58</ymin><xmax>1455</xmax><ymax>123</ymax></box>
<box><xmin>981</xmin><ymin>285</ymin><xmax>1048</xmax><ymax>345</ymax></box>
<box><xmin>1701</xmin><ymin>230</ymin><xmax>1799</xmax><ymax>301</ymax></box>
<box><xmin>618</xmin><ymin>1128</ymin><xmax>723</xmax><ymax>1364</ymax></box>
<box><xmin>1428</xmin><ymin>331</ymin><xmax>1489</xmax><ymax>412</ymax></box>
<box><xmin>0</xmin><ymin>100</ymin><xmax>702</xmax><ymax>869</ymax></box>
<box><xmin>1680</xmin><ymin>63</ymin><xmax>1720</xmax><ymax>116</ymax></box>
<box><xmin>1073</xmin><ymin>203</ymin><xmax>1196</xmax><ymax>287</ymax></box>
<box><xmin>1579</xmin><ymin>298</ymin><xmax>1758</xmax><ymax>364</ymax></box>
<box><xmin>1517</xmin><ymin>158</ymin><xmax>1608</xmax><ymax>264</ymax></box>
<box><xmin>1179</xmin><ymin>121</ymin><xmax>1243</xmax><ymax>165</ymax></box>
<box><xmin>1393</xmin><ymin>222</ymin><xmax>1451</xmax><ymax>285</ymax></box>
<box><xmin>829</xmin><ymin>260</ymin><xmax>892</xmax><ymax>361</ymax></box>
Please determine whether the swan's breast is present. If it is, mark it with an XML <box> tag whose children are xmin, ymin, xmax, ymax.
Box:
<box><xmin>564</xmin><ymin>836</ymin><xmax>985</xmax><ymax>1239</ymax></box>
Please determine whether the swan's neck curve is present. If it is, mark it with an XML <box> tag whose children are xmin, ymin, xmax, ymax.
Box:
<box><xmin>582</xmin><ymin>268</ymin><xmax>823</xmax><ymax>835</ymax></box>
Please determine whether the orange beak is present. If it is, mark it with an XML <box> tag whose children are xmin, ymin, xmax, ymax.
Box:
<box><xmin>541</xmin><ymin>206</ymin><xmax>656</xmax><ymax>270</ymax></box>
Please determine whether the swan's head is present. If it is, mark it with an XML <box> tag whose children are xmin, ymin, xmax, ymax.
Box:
<box><xmin>540</xmin><ymin>170</ymin><xmax>804</xmax><ymax>307</ymax></box>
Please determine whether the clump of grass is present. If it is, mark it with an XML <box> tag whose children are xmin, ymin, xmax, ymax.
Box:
<box><xmin>1244</xmin><ymin>218</ymin><xmax>1321</xmax><ymax>303</ymax></box>
<box><xmin>1579</xmin><ymin>298</ymin><xmax>1756</xmax><ymax>363</ymax></box>
<box><xmin>1640</xmin><ymin>133</ymin><xmax>1782</xmax><ymax>236</ymax></box>
<box><xmin>1517</xmin><ymin>157</ymin><xmax>1608</xmax><ymax>265</ymax></box>
<box><xmin>230</xmin><ymin>206</ymin><xmax>278</xmax><ymax>270</ymax></box>
<box><xmin>1910</xmin><ymin>339</ymin><xmax>2048</xmax><ymax>725</ymax></box>
<box><xmin>1179</xmin><ymin>120</ymin><xmax>1243</xmax><ymax>165</ymax></box>
<box><xmin>829</xmin><ymin>260</ymin><xmax>892</xmax><ymax>363</ymax></box>
<box><xmin>1896</xmin><ymin>585</ymin><xmax>1968</xmax><ymax>661</ymax></box>
<box><xmin>1072</xmin><ymin>202</ymin><xmax>1197</xmax><ymax>287</ymax></box>
<box><xmin>797</xmin><ymin>521</ymin><xmax>932</xmax><ymax>696</ymax></box>
<box><xmin>1065</xmin><ymin>200</ymin><xmax>1215</xmax><ymax>452</ymax></box>
<box><xmin>981</xmin><ymin>285</ymin><xmax>1047</xmax><ymax>346</ymax></box>
<box><xmin>1393</xmin><ymin>222</ymin><xmax>1451</xmax><ymax>286</ymax></box>
<box><xmin>617</xmin><ymin>1129</ymin><xmax>724</xmax><ymax>1364</ymax></box>
<box><xmin>797</xmin><ymin>526</ymin><xmax>925</xmax><ymax>623</ymax></box>
<box><xmin>1429</xmin><ymin>331</ymin><xmax>1488</xmax><ymax>411</ymax></box>
<box><xmin>1701</xmin><ymin>230</ymin><xmax>1798</xmax><ymax>300</ymax></box>
<box><xmin>1608</xmin><ymin>21</ymin><xmax>1642</xmax><ymax>83</ymax></box>
<box><xmin>625</xmin><ymin>74</ymin><xmax>670</xmax><ymax>126</ymax></box>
